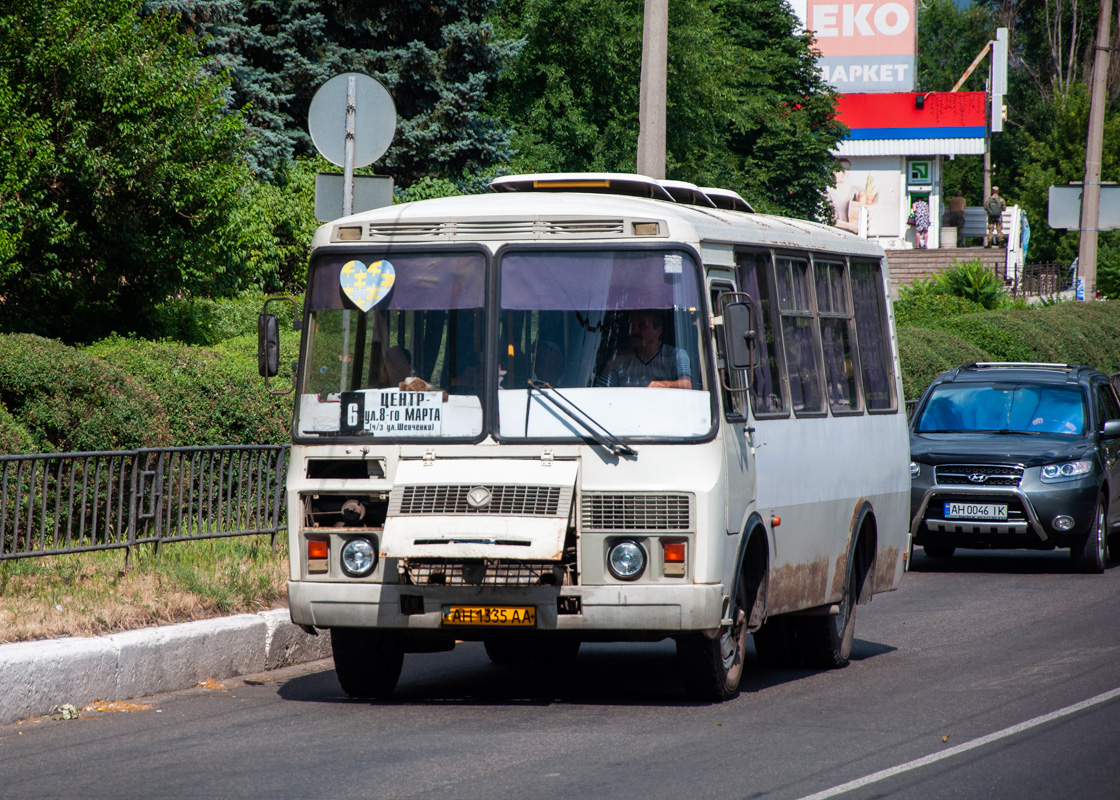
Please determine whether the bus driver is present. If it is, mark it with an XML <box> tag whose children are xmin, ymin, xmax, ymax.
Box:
<box><xmin>595</xmin><ymin>309</ymin><xmax>693</xmax><ymax>389</ymax></box>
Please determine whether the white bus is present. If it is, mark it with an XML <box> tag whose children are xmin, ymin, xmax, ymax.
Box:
<box><xmin>259</xmin><ymin>173</ymin><xmax>910</xmax><ymax>701</ymax></box>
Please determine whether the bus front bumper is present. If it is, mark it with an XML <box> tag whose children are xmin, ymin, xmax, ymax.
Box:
<box><xmin>287</xmin><ymin>581</ymin><xmax>726</xmax><ymax>636</ymax></box>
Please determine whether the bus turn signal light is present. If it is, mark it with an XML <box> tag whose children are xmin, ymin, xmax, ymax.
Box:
<box><xmin>307</xmin><ymin>539</ymin><xmax>329</xmax><ymax>574</ymax></box>
<box><xmin>662</xmin><ymin>541</ymin><xmax>686</xmax><ymax>577</ymax></box>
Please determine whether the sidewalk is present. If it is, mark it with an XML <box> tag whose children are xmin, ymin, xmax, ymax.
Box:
<box><xmin>0</xmin><ymin>609</ymin><xmax>332</xmax><ymax>726</ymax></box>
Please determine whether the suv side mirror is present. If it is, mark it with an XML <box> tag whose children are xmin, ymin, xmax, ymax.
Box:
<box><xmin>721</xmin><ymin>300</ymin><xmax>756</xmax><ymax>374</ymax></box>
<box><xmin>1103</xmin><ymin>419</ymin><xmax>1120</xmax><ymax>440</ymax></box>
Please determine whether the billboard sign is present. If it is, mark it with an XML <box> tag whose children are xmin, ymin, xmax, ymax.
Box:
<box><xmin>791</xmin><ymin>0</ymin><xmax>916</xmax><ymax>92</ymax></box>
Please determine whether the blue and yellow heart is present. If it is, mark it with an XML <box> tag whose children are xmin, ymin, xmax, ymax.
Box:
<box><xmin>340</xmin><ymin>259</ymin><xmax>395</xmax><ymax>312</ymax></box>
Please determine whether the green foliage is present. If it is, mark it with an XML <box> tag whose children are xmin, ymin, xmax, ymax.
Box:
<box><xmin>489</xmin><ymin>0</ymin><xmax>844</xmax><ymax>218</ymax></box>
<box><xmin>932</xmin><ymin>259</ymin><xmax>1009</xmax><ymax>309</ymax></box>
<box><xmin>83</xmin><ymin>336</ymin><xmax>292</xmax><ymax>446</ymax></box>
<box><xmin>897</xmin><ymin>326</ymin><xmax>989</xmax><ymax>401</ymax></box>
<box><xmin>0</xmin><ymin>0</ymin><xmax>273</xmax><ymax>343</ymax></box>
<box><xmin>0</xmin><ymin>334</ymin><xmax>172</xmax><ymax>453</ymax></box>
<box><xmin>0</xmin><ymin>404</ymin><xmax>36</xmax><ymax>455</ymax></box>
<box><xmin>396</xmin><ymin>177</ymin><xmax>463</xmax><ymax>204</ymax></box>
<box><xmin>893</xmin><ymin>291</ymin><xmax>987</xmax><ymax>328</ymax></box>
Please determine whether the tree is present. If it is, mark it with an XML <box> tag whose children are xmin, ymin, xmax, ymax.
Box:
<box><xmin>489</xmin><ymin>0</ymin><xmax>844</xmax><ymax>218</ymax></box>
<box><xmin>0</xmin><ymin>0</ymin><xmax>269</xmax><ymax>342</ymax></box>
<box><xmin>149</xmin><ymin>0</ymin><xmax>519</xmax><ymax>190</ymax></box>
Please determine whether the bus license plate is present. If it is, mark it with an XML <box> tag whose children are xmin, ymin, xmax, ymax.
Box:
<box><xmin>944</xmin><ymin>502</ymin><xmax>1007</xmax><ymax>521</ymax></box>
<box><xmin>441</xmin><ymin>605</ymin><xmax>536</xmax><ymax>627</ymax></box>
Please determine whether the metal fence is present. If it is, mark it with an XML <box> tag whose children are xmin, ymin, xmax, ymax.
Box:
<box><xmin>1010</xmin><ymin>261</ymin><xmax>1070</xmax><ymax>298</ymax></box>
<box><xmin>1</xmin><ymin>445</ymin><xmax>289</xmax><ymax>561</ymax></box>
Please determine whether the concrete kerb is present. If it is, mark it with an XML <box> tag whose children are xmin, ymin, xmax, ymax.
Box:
<box><xmin>0</xmin><ymin>609</ymin><xmax>332</xmax><ymax>726</ymax></box>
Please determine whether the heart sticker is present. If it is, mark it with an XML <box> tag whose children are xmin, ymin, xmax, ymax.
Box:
<box><xmin>340</xmin><ymin>259</ymin><xmax>395</xmax><ymax>312</ymax></box>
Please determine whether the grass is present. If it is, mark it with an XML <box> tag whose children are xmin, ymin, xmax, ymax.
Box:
<box><xmin>0</xmin><ymin>536</ymin><xmax>289</xmax><ymax>644</ymax></box>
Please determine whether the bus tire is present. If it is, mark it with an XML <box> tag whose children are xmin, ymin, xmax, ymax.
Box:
<box><xmin>751</xmin><ymin>617</ymin><xmax>799</xmax><ymax>668</ymax></box>
<box><xmin>922</xmin><ymin>544</ymin><xmax>955</xmax><ymax>558</ymax></box>
<box><xmin>483</xmin><ymin>637</ymin><xmax>580</xmax><ymax>666</ymax></box>
<box><xmin>676</xmin><ymin>577</ymin><xmax>748</xmax><ymax>701</ymax></box>
<box><xmin>330</xmin><ymin>628</ymin><xmax>404</xmax><ymax>699</ymax></box>
<box><xmin>794</xmin><ymin>577</ymin><xmax>856</xmax><ymax>670</ymax></box>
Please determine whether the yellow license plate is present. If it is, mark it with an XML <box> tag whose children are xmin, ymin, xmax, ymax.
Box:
<box><xmin>441</xmin><ymin>605</ymin><xmax>536</xmax><ymax>626</ymax></box>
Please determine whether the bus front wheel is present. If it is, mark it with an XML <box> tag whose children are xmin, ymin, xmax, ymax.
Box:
<box><xmin>330</xmin><ymin>628</ymin><xmax>404</xmax><ymax>698</ymax></box>
<box><xmin>676</xmin><ymin>578</ymin><xmax>748</xmax><ymax>701</ymax></box>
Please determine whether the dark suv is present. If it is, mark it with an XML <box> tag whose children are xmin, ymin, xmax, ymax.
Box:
<box><xmin>909</xmin><ymin>363</ymin><xmax>1120</xmax><ymax>572</ymax></box>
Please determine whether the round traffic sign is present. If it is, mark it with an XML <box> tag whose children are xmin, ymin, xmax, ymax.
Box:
<box><xmin>308</xmin><ymin>73</ymin><xmax>397</xmax><ymax>168</ymax></box>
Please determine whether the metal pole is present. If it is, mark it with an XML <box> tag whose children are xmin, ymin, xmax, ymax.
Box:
<box><xmin>1077</xmin><ymin>0</ymin><xmax>1112</xmax><ymax>299</ymax></box>
<box><xmin>340</xmin><ymin>76</ymin><xmax>356</xmax><ymax>392</ymax></box>
<box><xmin>637</xmin><ymin>0</ymin><xmax>667</xmax><ymax>179</ymax></box>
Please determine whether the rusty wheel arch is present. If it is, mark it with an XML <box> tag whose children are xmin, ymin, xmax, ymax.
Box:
<box><xmin>731</xmin><ymin>514</ymin><xmax>770</xmax><ymax>632</ymax></box>
<box><xmin>847</xmin><ymin>501</ymin><xmax>878</xmax><ymax>606</ymax></box>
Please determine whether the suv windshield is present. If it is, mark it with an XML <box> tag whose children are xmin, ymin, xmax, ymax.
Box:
<box><xmin>915</xmin><ymin>383</ymin><xmax>1086</xmax><ymax>435</ymax></box>
<box><xmin>297</xmin><ymin>251</ymin><xmax>486</xmax><ymax>439</ymax></box>
<box><xmin>497</xmin><ymin>249</ymin><xmax>710</xmax><ymax>440</ymax></box>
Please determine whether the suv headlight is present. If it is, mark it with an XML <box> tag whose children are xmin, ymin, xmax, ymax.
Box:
<box><xmin>910</xmin><ymin>461</ymin><xmax>921</xmax><ymax>478</ymax></box>
<box><xmin>1040</xmin><ymin>460</ymin><xmax>1092</xmax><ymax>482</ymax></box>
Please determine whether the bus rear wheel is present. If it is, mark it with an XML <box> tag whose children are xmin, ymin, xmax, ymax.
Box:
<box><xmin>677</xmin><ymin>579</ymin><xmax>748</xmax><ymax>701</ymax></box>
<box><xmin>330</xmin><ymin>628</ymin><xmax>404</xmax><ymax>699</ymax></box>
<box><xmin>793</xmin><ymin>577</ymin><xmax>856</xmax><ymax>669</ymax></box>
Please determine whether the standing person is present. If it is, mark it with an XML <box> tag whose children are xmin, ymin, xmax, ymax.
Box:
<box><xmin>947</xmin><ymin>190</ymin><xmax>966</xmax><ymax>245</ymax></box>
<box><xmin>911</xmin><ymin>197</ymin><xmax>930</xmax><ymax>249</ymax></box>
<box><xmin>985</xmin><ymin>186</ymin><xmax>1006</xmax><ymax>247</ymax></box>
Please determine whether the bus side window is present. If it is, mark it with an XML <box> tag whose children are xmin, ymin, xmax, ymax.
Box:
<box><xmin>814</xmin><ymin>259</ymin><xmax>861</xmax><ymax>414</ymax></box>
<box><xmin>710</xmin><ymin>282</ymin><xmax>745</xmax><ymax>419</ymax></box>
<box><xmin>738</xmin><ymin>251</ymin><xmax>787</xmax><ymax>417</ymax></box>
<box><xmin>850</xmin><ymin>260</ymin><xmax>897</xmax><ymax>412</ymax></box>
<box><xmin>775</xmin><ymin>255</ymin><xmax>825</xmax><ymax>416</ymax></box>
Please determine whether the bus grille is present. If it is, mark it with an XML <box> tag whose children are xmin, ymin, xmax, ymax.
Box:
<box><xmin>403</xmin><ymin>559</ymin><xmax>565</xmax><ymax>586</ymax></box>
<box><xmin>392</xmin><ymin>485</ymin><xmax>564</xmax><ymax>516</ymax></box>
<box><xmin>580</xmin><ymin>493</ymin><xmax>693</xmax><ymax>531</ymax></box>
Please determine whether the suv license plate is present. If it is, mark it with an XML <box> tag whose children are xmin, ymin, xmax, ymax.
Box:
<box><xmin>441</xmin><ymin>605</ymin><xmax>536</xmax><ymax>626</ymax></box>
<box><xmin>945</xmin><ymin>502</ymin><xmax>1008</xmax><ymax>521</ymax></box>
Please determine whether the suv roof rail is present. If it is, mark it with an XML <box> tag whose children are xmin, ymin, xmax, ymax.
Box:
<box><xmin>968</xmin><ymin>362</ymin><xmax>1078</xmax><ymax>370</ymax></box>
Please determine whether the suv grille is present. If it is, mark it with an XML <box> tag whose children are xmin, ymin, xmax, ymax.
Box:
<box><xmin>393</xmin><ymin>485</ymin><xmax>564</xmax><ymax>516</ymax></box>
<box><xmin>934</xmin><ymin>464</ymin><xmax>1024</xmax><ymax>487</ymax></box>
<box><xmin>581</xmin><ymin>493</ymin><xmax>692</xmax><ymax>531</ymax></box>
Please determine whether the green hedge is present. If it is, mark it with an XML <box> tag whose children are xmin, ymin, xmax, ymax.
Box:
<box><xmin>83</xmin><ymin>337</ymin><xmax>293</xmax><ymax>447</ymax></box>
<box><xmin>0</xmin><ymin>334</ymin><xmax>172</xmax><ymax>453</ymax></box>
<box><xmin>897</xmin><ymin>299</ymin><xmax>1120</xmax><ymax>400</ymax></box>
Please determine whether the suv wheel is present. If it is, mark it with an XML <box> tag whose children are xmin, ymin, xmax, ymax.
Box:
<box><xmin>1072</xmin><ymin>496</ymin><xmax>1107</xmax><ymax>574</ymax></box>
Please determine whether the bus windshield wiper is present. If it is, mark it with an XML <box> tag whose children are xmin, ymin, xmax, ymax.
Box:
<box><xmin>526</xmin><ymin>379</ymin><xmax>637</xmax><ymax>457</ymax></box>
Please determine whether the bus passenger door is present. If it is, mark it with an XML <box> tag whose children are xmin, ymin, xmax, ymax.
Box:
<box><xmin>711</xmin><ymin>280</ymin><xmax>754</xmax><ymax>535</ymax></box>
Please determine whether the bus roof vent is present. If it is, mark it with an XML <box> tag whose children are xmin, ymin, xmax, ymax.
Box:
<box><xmin>700</xmin><ymin>187</ymin><xmax>755</xmax><ymax>213</ymax></box>
<box><xmin>659</xmin><ymin>180</ymin><xmax>718</xmax><ymax>207</ymax></box>
<box><xmin>363</xmin><ymin>217</ymin><xmax>631</xmax><ymax>242</ymax></box>
<box><xmin>489</xmin><ymin>172</ymin><xmax>676</xmax><ymax>202</ymax></box>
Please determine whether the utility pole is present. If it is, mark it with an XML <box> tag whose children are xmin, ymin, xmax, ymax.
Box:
<box><xmin>1077</xmin><ymin>0</ymin><xmax>1113</xmax><ymax>298</ymax></box>
<box><xmin>636</xmin><ymin>0</ymin><xmax>667</xmax><ymax>179</ymax></box>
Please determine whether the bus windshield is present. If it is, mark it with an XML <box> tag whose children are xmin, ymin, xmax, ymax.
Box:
<box><xmin>497</xmin><ymin>249</ymin><xmax>711</xmax><ymax>440</ymax></box>
<box><xmin>297</xmin><ymin>251</ymin><xmax>486</xmax><ymax>439</ymax></box>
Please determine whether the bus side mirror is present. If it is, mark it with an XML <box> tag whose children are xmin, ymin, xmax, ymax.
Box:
<box><xmin>721</xmin><ymin>301</ymin><xmax>756</xmax><ymax>374</ymax></box>
<box><xmin>258</xmin><ymin>314</ymin><xmax>280</xmax><ymax>378</ymax></box>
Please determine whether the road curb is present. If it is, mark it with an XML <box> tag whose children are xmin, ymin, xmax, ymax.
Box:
<box><xmin>0</xmin><ymin>609</ymin><xmax>332</xmax><ymax>726</ymax></box>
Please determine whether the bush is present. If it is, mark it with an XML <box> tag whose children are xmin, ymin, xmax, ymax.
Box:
<box><xmin>83</xmin><ymin>337</ymin><xmax>293</xmax><ymax>446</ymax></box>
<box><xmin>934</xmin><ymin>258</ymin><xmax>1008</xmax><ymax>309</ymax></box>
<box><xmin>897</xmin><ymin>327</ymin><xmax>989</xmax><ymax>401</ymax></box>
<box><xmin>0</xmin><ymin>334</ymin><xmax>171</xmax><ymax>453</ymax></box>
<box><xmin>146</xmin><ymin>294</ymin><xmax>300</xmax><ymax>347</ymax></box>
<box><xmin>894</xmin><ymin>292</ymin><xmax>986</xmax><ymax>328</ymax></box>
<box><xmin>0</xmin><ymin>404</ymin><xmax>35</xmax><ymax>455</ymax></box>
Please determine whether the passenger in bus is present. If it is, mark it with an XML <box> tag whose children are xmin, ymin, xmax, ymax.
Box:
<box><xmin>595</xmin><ymin>309</ymin><xmax>692</xmax><ymax>389</ymax></box>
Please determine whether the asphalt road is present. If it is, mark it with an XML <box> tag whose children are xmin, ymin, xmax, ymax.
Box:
<box><xmin>2</xmin><ymin>549</ymin><xmax>1118</xmax><ymax>800</ymax></box>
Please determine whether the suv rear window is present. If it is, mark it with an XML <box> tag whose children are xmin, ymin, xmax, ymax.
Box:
<box><xmin>915</xmin><ymin>383</ymin><xmax>1086</xmax><ymax>435</ymax></box>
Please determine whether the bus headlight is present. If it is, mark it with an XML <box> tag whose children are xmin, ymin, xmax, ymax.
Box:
<box><xmin>340</xmin><ymin>537</ymin><xmax>377</xmax><ymax>577</ymax></box>
<box><xmin>607</xmin><ymin>540</ymin><xmax>646</xmax><ymax>581</ymax></box>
